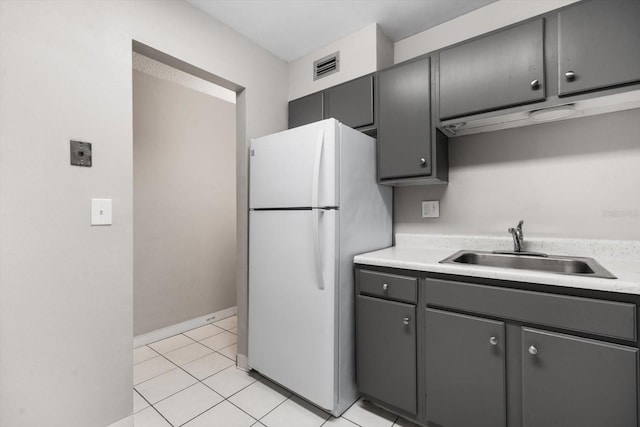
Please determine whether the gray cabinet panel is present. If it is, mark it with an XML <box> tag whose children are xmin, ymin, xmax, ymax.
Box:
<box><xmin>359</xmin><ymin>269</ymin><xmax>417</xmax><ymax>304</ymax></box>
<box><xmin>439</xmin><ymin>19</ymin><xmax>545</xmax><ymax>120</ymax></box>
<box><xmin>558</xmin><ymin>0</ymin><xmax>640</xmax><ymax>96</ymax></box>
<box><xmin>288</xmin><ymin>92</ymin><xmax>323</xmax><ymax>129</ymax></box>
<box><xmin>378</xmin><ymin>57</ymin><xmax>432</xmax><ymax>180</ymax></box>
<box><xmin>426</xmin><ymin>278</ymin><xmax>636</xmax><ymax>341</ymax></box>
<box><xmin>522</xmin><ymin>327</ymin><xmax>638</xmax><ymax>427</ymax></box>
<box><xmin>425</xmin><ymin>309</ymin><xmax>506</xmax><ymax>427</ymax></box>
<box><xmin>357</xmin><ymin>295</ymin><xmax>417</xmax><ymax>414</ymax></box>
<box><xmin>324</xmin><ymin>74</ymin><xmax>374</xmax><ymax>129</ymax></box>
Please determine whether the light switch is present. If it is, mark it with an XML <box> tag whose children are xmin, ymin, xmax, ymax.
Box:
<box><xmin>91</xmin><ymin>199</ymin><xmax>112</xmax><ymax>225</ymax></box>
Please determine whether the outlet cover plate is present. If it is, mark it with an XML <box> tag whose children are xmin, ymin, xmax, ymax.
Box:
<box><xmin>422</xmin><ymin>200</ymin><xmax>440</xmax><ymax>218</ymax></box>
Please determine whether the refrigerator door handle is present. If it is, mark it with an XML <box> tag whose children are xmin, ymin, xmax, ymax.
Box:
<box><xmin>311</xmin><ymin>129</ymin><xmax>324</xmax><ymax>208</ymax></box>
<box><xmin>311</xmin><ymin>129</ymin><xmax>325</xmax><ymax>290</ymax></box>
<box><xmin>312</xmin><ymin>209</ymin><xmax>325</xmax><ymax>290</ymax></box>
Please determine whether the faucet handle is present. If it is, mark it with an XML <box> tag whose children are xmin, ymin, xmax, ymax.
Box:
<box><xmin>517</xmin><ymin>220</ymin><xmax>524</xmax><ymax>237</ymax></box>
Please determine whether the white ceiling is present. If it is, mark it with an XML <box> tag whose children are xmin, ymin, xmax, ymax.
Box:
<box><xmin>186</xmin><ymin>0</ymin><xmax>497</xmax><ymax>62</ymax></box>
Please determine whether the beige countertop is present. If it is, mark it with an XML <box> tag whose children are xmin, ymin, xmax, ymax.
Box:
<box><xmin>354</xmin><ymin>234</ymin><xmax>640</xmax><ymax>295</ymax></box>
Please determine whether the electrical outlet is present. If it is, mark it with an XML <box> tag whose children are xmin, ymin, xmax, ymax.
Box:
<box><xmin>422</xmin><ymin>200</ymin><xmax>440</xmax><ymax>218</ymax></box>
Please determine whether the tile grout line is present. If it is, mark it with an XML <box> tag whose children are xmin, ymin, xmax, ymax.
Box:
<box><xmin>138</xmin><ymin>324</ymin><xmax>251</xmax><ymax>426</ymax></box>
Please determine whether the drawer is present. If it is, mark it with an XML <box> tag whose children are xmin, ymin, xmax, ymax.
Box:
<box><xmin>359</xmin><ymin>270</ymin><xmax>417</xmax><ymax>304</ymax></box>
<box><xmin>425</xmin><ymin>279</ymin><xmax>637</xmax><ymax>341</ymax></box>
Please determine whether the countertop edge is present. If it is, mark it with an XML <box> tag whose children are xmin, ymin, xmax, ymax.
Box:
<box><xmin>354</xmin><ymin>248</ymin><xmax>640</xmax><ymax>296</ymax></box>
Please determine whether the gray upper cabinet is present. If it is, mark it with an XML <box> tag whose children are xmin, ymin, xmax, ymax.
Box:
<box><xmin>378</xmin><ymin>57</ymin><xmax>432</xmax><ymax>180</ymax></box>
<box><xmin>558</xmin><ymin>0</ymin><xmax>640</xmax><ymax>97</ymax></box>
<box><xmin>288</xmin><ymin>74</ymin><xmax>374</xmax><ymax>130</ymax></box>
<box><xmin>439</xmin><ymin>19</ymin><xmax>545</xmax><ymax>120</ymax></box>
<box><xmin>522</xmin><ymin>327</ymin><xmax>638</xmax><ymax>427</ymax></box>
<box><xmin>324</xmin><ymin>74</ymin><xmax>374</xmax><ymax>129</ymax></box>
<box><xmin>425</xmin><ymin>308</ymin><xmax>506</xmax><ymax>427</ymax></box>
<box><xmin>288</xmin><ymin>92</ymin><xmax>323</xmax><ymax>129</ymax></box>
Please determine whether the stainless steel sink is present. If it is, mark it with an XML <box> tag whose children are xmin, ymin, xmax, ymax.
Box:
<box><xmin>440</xmin><ymin>250</ymin><xmax>616</xmax><ymax>279</ymax></box>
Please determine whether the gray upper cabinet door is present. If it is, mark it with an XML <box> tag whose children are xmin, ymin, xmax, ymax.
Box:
<box><xmin>439</xmin><ymin>19</ymin><xmax>545</xmax><ymax>120</ymax></box>
<box><xmin>425</xmin><ymin>309</ymin><xmax>506</xmax><ymax>427</ymax></box>
<box><xmin>378</xmin><ymin>57</ymin><xmax>432</xmax><ymax>180</ymax></box>
<box><xmin>324</xmin><ymin>74</ymin><xmax>374</xmax><ymax>129</ymax></box>
<box><xmin>288</xmin><ymin>92</ymin><xmax>323</xmax><ymax>129</ymax></box>
<box><xmin>558</xmin><ymin>0</ymin><xmax>640</xmax><ymax>97</ymax></box>
<box><xmin>522</xmin><ymin>327</ymin><xmax>638</xmax><ymax>427</ymax></box>
<box><xmin>357</xmin><ymin>295</ymin><xmax>417</xmax><ymax>415</ymax></box>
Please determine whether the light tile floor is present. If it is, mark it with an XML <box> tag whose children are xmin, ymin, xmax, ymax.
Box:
<box><xmin>133</xmin><ymin>315</ymin><xmax>418</xmax><ymax>427</ymax></box>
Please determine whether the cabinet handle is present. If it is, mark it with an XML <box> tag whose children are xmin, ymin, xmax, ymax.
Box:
<box><xmin>565</xmin><ymin>71</ymin><xmax>576</xmax><ymax>81</ymax></box>
<box><xmin>420</xmin><ymin>158</ymin><xmax>427</xmax><ymax>167</ymax></box>
<box><xmin>528</xmin><ymin>345</ymin><xmax>538</xmax><ymax>355</ymax></box>
<box><xmin>382</xmin><ymin>283</ymin><xmax>389</xmax><ymax>291</ymax></box>
<box><xmin>530</xmin><ymin>79</ymin><xmax>540</xmax><ymax>90</ymax></box>
<box><xmin>403</xmin><ymin>317</ymin><xmax>410</xmax><ymax>325</ymax></box>
<box><xmin>489</xmin><ymin>336</ymin><xmax>498</xmax><ymax>346</ymax></box>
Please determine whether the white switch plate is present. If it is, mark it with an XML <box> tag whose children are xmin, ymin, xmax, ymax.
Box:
<box><xmin>91</xmin><ymin>199</ymin><xmax>112</xmax><ymax>225</ymax></box>
<box><xmin>422</xmin><ymin>200</ymin><xmax>440</xmax><ymax>218</ymax></box>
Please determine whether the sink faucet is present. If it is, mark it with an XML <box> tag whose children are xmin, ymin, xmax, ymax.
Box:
<box><xmin>508</xmin><ymin>220</ymin><xmax>524</xmax><ymax>252</ymax></box>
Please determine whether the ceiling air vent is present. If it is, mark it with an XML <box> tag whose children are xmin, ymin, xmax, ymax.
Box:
<box><xmin>313</xmin><ymin>52</ymin><xmax>340</xmax><ymax>81</ymax></box>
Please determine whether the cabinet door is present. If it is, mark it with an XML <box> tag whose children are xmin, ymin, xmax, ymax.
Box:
<box><xmin>558</xmin><ymin>0</ymin><xmax>640</xmax><ymax>96</ymax></box>
<box><xmin>357</xmin><ymin>295</ymin><xmax>417</xmax><ymax>414</ymax></box>
<box><xmin>378</xmin><ymin>57</ymin><xmax>431</xmax><ymax>180</ymax></box>
<box><xmin>425</xmin><ymin>309</ymin><xmax>506</xmax><ymax>427</ymax></box>
<box><xmin>288</xmin><ymin>92</ymin><xmax>323</xmax><ymax>128</ymax></box>
<box><xmin>439</xmin><ymin>19</ymin><xmax>545</xmax><ymax>120</ymax></box>
<box><xmin>324</xmin><ymin>74</ymin><xmax>374</xmax><ymax>129</ymax></box>
<box><xmin>522</xmin><ymin>327</ymin><xmax>638</xmax><ymax>427</ymax></box>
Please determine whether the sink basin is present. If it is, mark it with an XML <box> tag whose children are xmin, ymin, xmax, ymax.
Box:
<box><xmin>440</xmin><ymin>250</ymin><xmax>616</xmax><ymax>279</ymax></box>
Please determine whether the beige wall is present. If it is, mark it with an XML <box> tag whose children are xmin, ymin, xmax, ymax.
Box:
<box><xmin>133</xmin><ymin>70</ymin><xmax>236</xmax><ymax>336</ymax></box>
<box><xmin>288</xmin><ymin>23</ymin><xmax>393</xmax><ymax>100</ymax></box>
<box><xmin>0</xmin><ymin>1</ymin><xmax>287</xmax><ymax>426</ymax></box>
<box><xmin>395</xmin><ymin>109</ymin><xmax>640</xmax><ymax>240</ymax></box>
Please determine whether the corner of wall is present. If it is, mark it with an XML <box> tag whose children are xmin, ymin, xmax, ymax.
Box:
<box><xmin>376</xmin><ymin>24</ymin><xmax>394</xmax><ymax>70</ymax></box>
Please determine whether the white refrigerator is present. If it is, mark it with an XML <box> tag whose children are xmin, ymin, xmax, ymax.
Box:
<box><xmin>248</xmin><ymin>118</ymin><xmax>392</xmax><ymax>416</ymax></box>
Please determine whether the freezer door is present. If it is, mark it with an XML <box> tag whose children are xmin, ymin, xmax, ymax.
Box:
<box><xmin>250</xmin><ymin>119</ymin><xmax>338</xmax><ymax>209</ymax></box>
<box><xmin>248</xmin><ymin>209</ymin><xmax>337</xmax><ymax>411</ymax></box>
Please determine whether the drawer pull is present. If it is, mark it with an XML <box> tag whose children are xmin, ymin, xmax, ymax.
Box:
<box><xmin>529</xmin><ymin>345</ymin><xmax>538</xmax><ymax>355</ymax></box>
<box><xmin>489</xmin><ymin>336</ymin><xmax>498</xmax><ymax>346</ymax></box>
<box><xmin>403</xmin><ymin>317</ymin><xmax>410</xmax><ymax>325</ymax></box>
<box><xmin>382</xmin><ymin>283</ymin><xmax>389</xmax><ymax>291</ymax></box>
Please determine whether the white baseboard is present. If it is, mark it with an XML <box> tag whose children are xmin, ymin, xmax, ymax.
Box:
<box><xmin>134</xmin><ymin>306</ymin><xmax>237</xmax><ymax>348</ymax></box>
<box><xmin>107</xmin><ymin>415</ymin><xmax>133</xmax><ymax>427</ymax></box>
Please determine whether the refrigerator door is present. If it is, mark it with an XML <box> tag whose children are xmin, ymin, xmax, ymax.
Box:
<box><xmin>248</xmin><ymin>209</ymin><xmax>337</xmax><ymax>411</ymax></box>
<box><xmin>250</xmin><ymin>119</ymin><xmax>338</xmax><ymax>209</ymax></box>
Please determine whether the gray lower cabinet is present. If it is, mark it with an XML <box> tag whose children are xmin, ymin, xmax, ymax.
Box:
<box><xmin>356</xmin><ymin>295</ymin><xmax>417</xmax><ymax>415</ymax></box>
<box><xmin>377</xmin><ymin>57</ymin><xmax>432</xmax><ymax>180</ymax></box>
<box><xmin>354</xmin><ymin>267</ymin><xmax>640</xmax><ymax>427</ymax></box>
<box><xmin>522</xmin><ymin>327</ymin><xmax>638</xmax><ymax>427</ymax></box>
<box><xmin>439</xmin><ymin>18</ymin><xmax>545</xmax><ymax>120</ymax></box>
<box><xmin>425</xmin><ymin>308</ymin><xmax>506</xmax><ymax>427</ymax></box>
<box><xmin>288</xmin><ymin>92</ymin><xmax>323</xmax><ymax>129</ymax></box>
<box><xmin>558</xmin><ymin>0</ymin><xmax>640</xmax><ymax>97</ymax></box>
